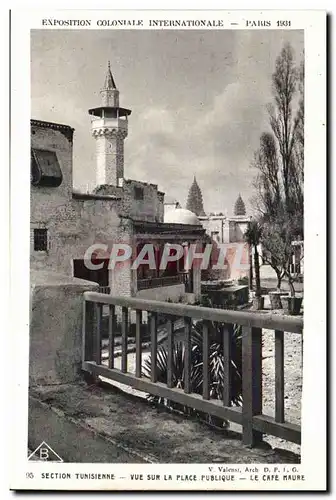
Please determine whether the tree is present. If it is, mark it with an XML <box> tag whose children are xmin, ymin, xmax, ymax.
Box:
<box><xmin>186</xmin><ymin>176</ymin><xmax>206</xmax><ymax>216</ymax></box>
<box><xmin>244</xmin><ymin>220</ymin><xmax>262</xmax><ymax>296</ymax></box>
<box><xmin>261</xmin><ymin>216</ymin><xmax>302</xmax><ymax>296</ymax></box>
<box><xmin>252</xmin><ymin>43</ymin><xmax>304</xmax><ymax>294</ymax></box>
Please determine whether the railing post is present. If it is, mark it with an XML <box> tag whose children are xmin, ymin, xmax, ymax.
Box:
<box><xmin>242</xmin><ymin>326</ymin><xmax>263</xmax><ymax>446</ymax></box>
<box><xmin>82</xmin><ymin>299</ymin><xmax>95</xmax><ymax>365</ymax></box>
<box><xmin>135</xmin><ymin>310</ymin><xmax>142</xmax><ymax>378</ymax></box>
<box><xmin>184</xmin><ymin>317</ymin><xmax>192</xmax><ymax>393</ymax></box>
<box><xmin>150</xmin><ymin>312</ymin><xmax>158</xmax><ymax>383</ymax></box>
<box><xmin>108</xmin><ymin>305</ymin><xmax>116</xmax><ymax>369</ymax></box>
<box><xmin>167</xmin><ymin>317</ymin><xmax>174</xmax><ymax>388</ymax></box>
<box><xmin>82</xmin><ymin>299</ymin><xmax>100</xmax><ymax>384</ymax></box>
<box><xmin>121</xmin><ymin>307</ymin><xmax>128</xmax><ymax>373</ymax></box>
<box><xmin>222</xmin><ymin>323</ymin><xmax>233</xmax><ymax>407</ymax></box>
<box><xmin>202</xmin><ymin>321</ymin><xmax>210</xmax><ymax>400</ymax></box>
<box><xmin>93</xmin><ymin>303</ymin><xmax>102</xmax><ymax>365</ymax></box>
<box><xmin>275</xmin><ymin>330</ymin><xmax>285</xmax><ymax>422</ymax></box>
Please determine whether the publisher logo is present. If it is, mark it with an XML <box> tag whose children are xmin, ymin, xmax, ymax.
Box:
<box><xmin>28</xmin><ymin>441</ymin><xmax>63</xmax><ymax>462</ymax></box>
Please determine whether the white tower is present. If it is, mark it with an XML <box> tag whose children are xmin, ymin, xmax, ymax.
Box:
<box><xmin>89</xmin><ymin>62</ymin><xmax>131</xmax><ymax>187</ymax></box>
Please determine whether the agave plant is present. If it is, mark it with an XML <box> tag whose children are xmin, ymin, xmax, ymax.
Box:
<box><xmin>142</xmin><ymin>306</ymin><xmax>243</xmax><ymax>427</ymax></box>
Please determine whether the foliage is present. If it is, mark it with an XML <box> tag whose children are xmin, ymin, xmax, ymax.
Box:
<box><xmin>142</xmin><ymin>309</ymin><xmax>243</xmax><ymax>427</ymax></box>
<box><xmin>252</xmin><ymin>43</ymin><xmax>304</xmax><ymax>294</ymax></box>
<box><xmin>244</xmin><ymin>220</ymin><xmax>262</xmax><ymax>296</ymax></box>
<box><xmin>237</xmin><ymin>275</ymin><xmax>249</xmax><ymax>286</ymax></box>
<box><xmin>186</xmin><ymin>176</ymin><xmax>206</xmax><ymax>216</ymax></box>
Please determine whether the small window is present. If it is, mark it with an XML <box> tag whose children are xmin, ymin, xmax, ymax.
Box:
<box><xmin>34</xmin><ymin>228</ymin><xmax>48</xmax><ymax>251</ymax></box>
<box><xmin>31</xmin><ymin>149</ymin><xmax>63</xmax><ymax>187</ymax></box>
<box><xmin>134</xmin><ymin>186</ymin><xmax>144</xmax><ymax>200</ymax></box>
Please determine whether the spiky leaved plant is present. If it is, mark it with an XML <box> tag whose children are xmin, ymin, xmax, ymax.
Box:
<box><xmin>142</xmin><ymin>302</ymin><xmax>243</xmax><ymax>427</ymax></box>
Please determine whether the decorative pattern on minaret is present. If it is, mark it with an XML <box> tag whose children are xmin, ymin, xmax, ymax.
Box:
<box><xmin>89</xmin><ymin>62</ymin><xmax>132</xmax><ymax>187</ymax></box>
<box><xmin>234</xmin><ymin>193</ymin><xmax>246</xmax><ymax>215</ymax></box>
<box><xmin>186</xmin><ymin>176</ymin><xmax>206</xmax><ymax>216</ymax></box>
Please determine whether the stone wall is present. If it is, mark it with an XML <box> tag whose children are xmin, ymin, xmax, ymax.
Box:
<box><xmin>122</xmin><ymin>179</ymin><xmax>164</xmax><ymax>222</ymax></box>
<box><xmin>30</xmin><ymin>122</ymin><xmax>131</xmax><ymax>295</ymax></box>
<box><xmin>29</xmin><ymin>270</ymin><xmax>98</xmax><ymax>386</ymax></box>
<box><xmin>136</xmin><ymin>283</ymin><xmax>186</xmax><ymax>302</ymax></box>
<box><xmin>30</xmin><ymin>121</ymin><xmax>167</xmax><ymax>300</ymax></box>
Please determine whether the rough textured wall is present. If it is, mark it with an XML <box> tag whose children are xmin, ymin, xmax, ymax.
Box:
<box><xmin>122</xmin><ymin>180</ymin><xmax>164</xmax><ymax>222</ymax></box>
<box><xmin>30</xmin><ymin>124</ymin><xmax>132</xmax><ymax>297</ymax></box>
<box><xmin>29</xmin><ymin>270</ymin><xmax>98</xmax><ymax>386</ymax></box>
<box><xmin>31</xmin><ymin>124</ymin><xmax>74</xmax><ymax>214</ymax></box>
<box><xmin>136</xmin><ymin>284</ymin><xmax>186</xmax><ymax>302</ymax></box>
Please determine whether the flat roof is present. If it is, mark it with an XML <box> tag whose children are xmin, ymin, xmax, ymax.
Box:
<box><xmin>31</xmin><ymin>119</ymin><xmax>74</xmax><ymax>132</ymax></box>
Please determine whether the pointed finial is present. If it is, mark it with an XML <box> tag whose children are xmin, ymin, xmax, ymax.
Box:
<box><xmin>103</xmin><ymin>61</ymin><xmax>117</xmax><ymax>90</ymax></box>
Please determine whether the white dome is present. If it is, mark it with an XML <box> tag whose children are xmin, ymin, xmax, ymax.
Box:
<box><xmin>164</xmin><ymin>208</ymin><xmax>201</xmax><ymax>225</ymax></box>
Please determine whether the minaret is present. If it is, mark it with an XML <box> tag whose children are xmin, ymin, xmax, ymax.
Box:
<box><xmin>88</xmin><ymin>62</ymin><xmax>131</xmax><ymax>187</ymax></box>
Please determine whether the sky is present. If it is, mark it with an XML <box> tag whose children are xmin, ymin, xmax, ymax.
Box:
<box><xmin>31</xmin><ymin>29</ymin><xmax>304</xmax><ymax>214</ymax></box>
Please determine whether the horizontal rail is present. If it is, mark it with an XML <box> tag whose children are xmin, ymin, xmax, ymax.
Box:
<box><xmin>84</xmin><ymin>292</ymin><xmax>303</xmax><ymax>334</ymax></box>
<box><xmin>82</xmin><ymin>293</ymin><xmax>303</xmax><ymax>448</ymax></box>
<box><xmin>253</xmin><ymin>415</ymin><xmax>301</xmax><ymax>444</ymax></box>
<box><xmin>137</xmin><ymin>274</ymin><xmax>186</xmax><ymax>290</ymax></box>
<box><xmin>83</xmin><ymin>361</ymin><xmax>243</xmax><ymax>425</ymax></box>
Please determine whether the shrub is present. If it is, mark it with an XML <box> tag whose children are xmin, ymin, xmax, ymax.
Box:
<box><xmin>142</xmin><ymin>314</ymin><xmax>243</xmax><ymax>428</ymax></box>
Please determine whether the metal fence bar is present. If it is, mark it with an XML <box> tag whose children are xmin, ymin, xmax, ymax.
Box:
<box><xmin>108</xmin><ymin>305</ymin><xmax>116</xmax><ymax>369</ymax></box>
<box><xmin>135</xmin><ymin>310</ymin><xmax>142</xmax><ymax>378</ymax></box>
<box><xmin>202</xmin><ymin>321</ymin><xmax>210</xmax><ymax>400</ymax></box>
<box><xmin>150</xmin><ymin>313</ymin><xmax>158</xmax><ymax>383</ymax></box>
<box><xmin>242</xmin><ymin>326</ymin><xmax>263</xmax><ymax>446</ymax></box>
<box><xmin>121</xmin><ymin>307</ymin><xmax>128</xmax><ymax>373</ymax></box>
<box><xmin>167</xmin><ymin>318</ymin><xmax>174</xmax><ymax>388</ymax></box>
<box><xmin>275</xmin><ymin>329</ymin><xmax>285</xmax><ymax>423</ymax></box>
<box><xmin>184</xmin><ymin>317</ymin><xmax>192</xmax><ymax>394</ymax></box>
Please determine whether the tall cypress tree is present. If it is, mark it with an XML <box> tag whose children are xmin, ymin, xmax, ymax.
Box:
<box><xmin>186</xmin><ymin>176</ymin><xmax>206</xmax><ymax>216</ymax></box>
<box><xmin>234</xmin><ymin>193</ymin><xmax>246</xmax><ymax>216</ymax></box>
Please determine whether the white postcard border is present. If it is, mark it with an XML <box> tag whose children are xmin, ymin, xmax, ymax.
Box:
<box><xmin>10</xmin><ymin>8</ymin><xmax>326</xmax><ymax>491</ymax></box>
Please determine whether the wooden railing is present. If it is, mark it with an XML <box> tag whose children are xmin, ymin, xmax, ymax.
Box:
<box><xmin>137</xmin><ymin>274</ymin><xmax>187</xmax><ymax>291</ymax></box>
<box><xmin>82</xmin><ymin>292</ymin><xmax>303</xmax><ymax>447</ymax></box>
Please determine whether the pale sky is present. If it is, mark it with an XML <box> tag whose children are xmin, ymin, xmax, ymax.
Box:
<box><xmin>31</xmin><ymin>29</ymin><xmax>304</xmax><ymax>214</ymax></box>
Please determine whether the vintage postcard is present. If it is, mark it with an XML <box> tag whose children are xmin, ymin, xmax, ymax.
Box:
<box><xmin>10</xmin><ymin>9</ymin><xmax>326</xmax><ymax>491</ymax></box>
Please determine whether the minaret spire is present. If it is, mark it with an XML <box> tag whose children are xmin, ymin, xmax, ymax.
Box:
<box><xmin>104</xmin><ymin>61</ymin><xmax>117</xmax><ymax>90</ymax></box>
<box><xmin>100</xmin><ymin>61</ymin><xmax>119</xmax><ymax>107</ymax></box>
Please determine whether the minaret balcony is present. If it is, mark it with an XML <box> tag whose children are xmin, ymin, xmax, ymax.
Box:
<box><xmin>91</xmin><ymin>117</ymin><xmax>128</xmax><ymax>135</ymax></box>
